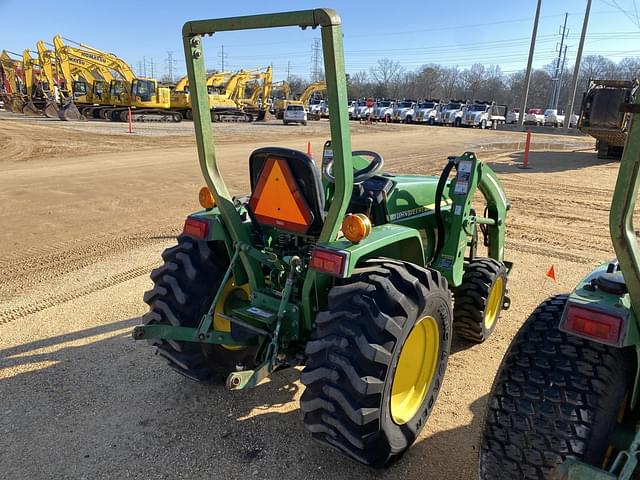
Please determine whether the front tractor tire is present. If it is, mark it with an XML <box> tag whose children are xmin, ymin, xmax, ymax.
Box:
<box><xmin>142</xmin><ymin>235</ymin><xmax>258</xmax><ymax>383</ymax></box>
<box><xmin>453</xmin><ymin>258</ymin><xmax>508</xmax><ymax>343</ymax></box>
<box><xmin>480</xmin><ymin>295</ymin><xmax>635</xmax><ymax>479</ymax></box>
<box><xmin>300</xmin><ymin>259</ymin><xmax>453</xmax><ymax>468</ymax></box>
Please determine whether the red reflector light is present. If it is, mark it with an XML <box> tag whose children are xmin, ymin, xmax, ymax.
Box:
<box><xmin>183</xmin><ymin>217</ymin><xmax>209</xmax><ymax>239</ymax></box>
<box><xmin>309</xmin><ymin>247</ymin><xmax>348</xmax><ymax>277</ymax></box>
<box><xmin>562</xmin><ymin>304</ymin><xmax>623</xmax><ymax>345</ymax></box>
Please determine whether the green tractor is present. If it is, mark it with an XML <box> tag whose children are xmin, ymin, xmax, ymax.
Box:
<box><xmin>479</xmin><ymin>92</ymin><xmax>640</xmax><ymax>478</ymax></box>
<box><xmin>133</xmin><ymin>8</ymin><xmax>511</xmax><ymax>467</ymax></box>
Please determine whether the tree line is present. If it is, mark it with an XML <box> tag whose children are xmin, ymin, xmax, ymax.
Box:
<box><xmin>338</xmin><ymin>55</ymin><xmax>640</xmax><ymax>112</ymax></box>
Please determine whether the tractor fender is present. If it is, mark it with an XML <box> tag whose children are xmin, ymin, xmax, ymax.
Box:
<box><xmin>324</xmin><ymin>223</ymin><xmax>425</xmax><ymax>277</ymax></box>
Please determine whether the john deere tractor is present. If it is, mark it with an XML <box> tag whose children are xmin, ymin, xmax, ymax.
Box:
<box><xmin>480</xmin><ymin>90</ymin><xmax>640</xmax><ymax>478</ymax></box>
<box><xmin>133</xmin><ymin>9</ymin><xmax>511</xmax><ymax>467</ymax></box>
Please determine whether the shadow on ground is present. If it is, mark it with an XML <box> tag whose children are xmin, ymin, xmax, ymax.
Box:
<box><xmin>0</xmin><ymin>317</ymin><xmax>488</xmax><ymax>480</ymax></box>
<box><xmin>488</xmin><ymin>150</ymin><xmax>617</xmax><ymax>174</ymax></box>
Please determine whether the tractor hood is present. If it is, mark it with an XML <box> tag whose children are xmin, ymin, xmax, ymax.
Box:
<box><xmin>384</xmin><ymin>175</ymin><xmax>448</xmax><ymax>222</ymax></box>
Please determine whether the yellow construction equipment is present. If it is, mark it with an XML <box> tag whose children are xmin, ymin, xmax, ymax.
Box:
<box><xmin>239</xmin><ymin>66</ymin><xmax>272</xmax><ymax>120</ymax></box>
<box><xmin>21</xmin><ymin>49</ymin><xmax>44</xmax><ymax>115</ymax></box>
<box><xmin>0</xmin><ymin>50</ymin><xmax>27</xmax><ymax>113</ymax></box>
<box><xmin>36</xmin><ymin>41</ymin><xmax>64</xmax><ymax>117</ymax></box>
<box><xmin>53</xmin><ymin>35</ymin><xmax>180</xmax><ymax>122</ymax></box>
<box><xmin>273</xmin><ymin>81</ymin><xmax>325</xmax><ymax>119</ymax></box>
<box><xmin>170</xmin><ymin>71</ymin><xmax>231</xmax><ymax>119</ymax></box>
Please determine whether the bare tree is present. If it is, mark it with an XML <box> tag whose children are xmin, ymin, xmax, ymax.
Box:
<box><xmin>369</xmin><ymin>58</ymin><xmax>405</xmax><ymax>98</ymax></box>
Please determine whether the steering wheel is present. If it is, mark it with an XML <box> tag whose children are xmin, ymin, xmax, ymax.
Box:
<box><xmin>322</xmin><ymin>150</ymin><xmax>384</xmax><ymax>184</ymax></box>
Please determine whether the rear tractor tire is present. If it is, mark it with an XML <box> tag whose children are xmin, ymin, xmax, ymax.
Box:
<box><xmin>453</xmin><ymin>258</ymin><xmax>508</xmax><ymax>343</ymax></box>
<box><xmin>480</xmin><ymin>295</ymin><xmax>635</xmax><ymax>479</ymax></box>
<box><xmin>142</xmin><ymin>235</ymin><xmax>259</xmax><ymax>383</ymax></box>
<box><xmin>300</xmin><ymin>258</ymin><xmax>453</xmax><ymax>468</ymax></box>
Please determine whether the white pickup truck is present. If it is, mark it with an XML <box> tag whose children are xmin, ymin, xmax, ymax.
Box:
<box><xmin>392</xmin><ymin>100</ymin><xmax>416</xmax><ymax>123</ymax></box>
<box><xmin>463</xmin><ymin>102</ymin><xmax>507</xmax><ymax>129</ymax></box>
<box><xmin>440</xmin><ymin>101</ymin><xmax>467</xmax><ymax>127</ymax></box>
<box><xmin>544</xmin><ymin>108</ymin><xmax>565</xmax><ymax>127</ymax></box>
<box><xmin>524</xmin><ymin>108</ymin><xmax>545</xmax><ymax>125</ymax></box>
<box><xmin>372</xmin><ymin>100</ymin><xmax>395</xmax><ymax>121</ymax></box>
<box><xmin>354</xmin><ymin>99</ymin><xmax>372</xmax><ymax>120</ymax></box>
<box><xmin>506</xmin><ymin>109</ymin><xmax>520</xmax><ymax>124</ymax></box>
<box><xmin>415</xmin><ymin>100</ymin><xmax>440</xmax><ymax>124</ymax></box>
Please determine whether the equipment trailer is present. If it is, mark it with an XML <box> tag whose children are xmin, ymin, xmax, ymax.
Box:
<box><xmin>480</xmin><ymin>86</ymin><xmax>640</xmax><ymax>479</ymax></box>
<box><xmin>133</xmin><ymin>8</ymin><xmax>512</xmax><ymax>468</ymax></box>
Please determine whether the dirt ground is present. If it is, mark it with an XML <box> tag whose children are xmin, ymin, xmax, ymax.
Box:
<box><xmin>0</xmin><ymin>110</ymin><xmax>609</xmax><ymax>479</ymax></box>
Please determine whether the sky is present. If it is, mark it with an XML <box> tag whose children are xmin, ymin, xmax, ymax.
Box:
<box><xmin>1</xmin><ymin>0</ymin><xmax>639</xmax><ymax>82</ymax></box>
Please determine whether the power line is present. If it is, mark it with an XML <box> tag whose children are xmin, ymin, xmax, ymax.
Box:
<box><xmin>165</xmin><ymin>51</ymin><xmax>177</xmax><ymax>82</ymax></box>
<box><xmin>219</xmin><ymin>45</ymin><xmax>228</xmax><ymax>71</ymax></box>
<box><xmin>310</xmin><ymin>38</ymin><xmax>322</xmax><ymax>82</ymax></box>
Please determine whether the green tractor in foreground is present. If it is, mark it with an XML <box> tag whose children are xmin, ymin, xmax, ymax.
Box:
<box><xmin>133</xmin><ymin>8</ymin><xmax>511</xmax><ymax>467</ymax></box>
<box><xmin>480</xmin><ymin>92</ymin><xmax>640</xmax><ymax>478</ymax></box>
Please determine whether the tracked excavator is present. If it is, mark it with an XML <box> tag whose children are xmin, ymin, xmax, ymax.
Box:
<box><xmin>170</xmin><ymin>71</ymin><xmax>231</xmax><ymax>119</ymax></box>
<box><xmin>238</xmin><ymin>66</ymin><xmax>272</xmax><ymax>121</ymax></box>
<box><xmin>274</xmin><ymin>80</ymin><xmax>326</xmax><ymax>119</ymax></box>
<box><xmin>208</xmin><ymin>68</ymin><xmax>268</xmax><ymax>122</ymax></box>
<box><xmin>54</xmin><ymin>35</ymin><xmax>181</xmax><ymax>122</ymax></box>
<box><xmin>20</xmin><ymin>49</ymin><xmax>47</xmax><ymax>115</ymax></box>
<box><xmin>35</xmin><ymin>41</ymin><xmax>67</xmax><ymax>117</ymax></box>
<box><xmin>0</xmin><ymin>50</ymin><xmax>27</xmax><ymax>113</ymax></box>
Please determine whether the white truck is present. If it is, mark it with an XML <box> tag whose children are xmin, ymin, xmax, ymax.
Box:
<box><xmin>462</xmin><ymin>102</ymin><xmax>507</xmax><ymax>129</ymax></box>
<box><xmin>440</xmin><ymin>101</ymin><xmax>467</xmax><ymax>127</ymax></box>
<box><xmin>348</xmin><ymin>100</ymin><xmax>357</xmax><ymax>119</ymax></box>
<box><xmin>392</xmin><ymin>100</ymin><xmax>416</xmax><ymax>123</ymax></box>
<box><xmin>524</xmin><ymin>108</ymin><xmax>545</xmax><ymax>125</ymax></box>
<box><xmin>415</xmin><ymin>100</ymin><xmax>440</xmax><ymax>124</ymax></box>
<box><xmin>543</xmin><ymin>108</ymin><xmax>565</xmax><ymax>127</ymax></box>
<box><xmin>372</xmin><ymin>100</ymin><xmax>395</xmax><ymax>121</ymax></box>
<box><xmin>354</xmin><ymin>99</ymin><xmax>373</xmax><ymax>120</ymax></box>
<box><xmin>506</xmin><ymin>108</ymin><xmax>520</xmax><ymax>124</ymax></box>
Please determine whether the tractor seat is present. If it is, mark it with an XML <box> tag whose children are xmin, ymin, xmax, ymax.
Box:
<box><xmin>248</xmin><ymin>147</ymin><xmax>325</xmax><ymax>235</ymax></box>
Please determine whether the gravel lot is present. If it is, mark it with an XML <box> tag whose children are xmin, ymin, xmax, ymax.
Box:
<box><xmin>0</xmin><ymin>111</ymin><xmax>606</xmax><ymax>479</ymax></box>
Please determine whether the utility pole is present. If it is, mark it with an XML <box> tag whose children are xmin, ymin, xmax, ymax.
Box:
<box><xmin>165</xmin><ymin>51</ymin><xmax>177</xmax><ymax>82</ymax></box>
<box><xmin>548</xmin><ymin>12</ymin><xmax>569</xmax><ymax>109</ymax></box>
<box><xmin>287</xmin><ymin>61</ymin><xmax>291</xmax><ymax>83</ymax></box>
<box><xmin>519</xmin><ymin>0</ymin><xmax>542</xmax><ymax>129</ymax></box>
<box><xmin>149</xmin><ymin>57</ymin><xmax>155</xmax><ymax>78</ymax></box>
<box><xmin>310</xmin><ymin>38</ymin><xmax>322</xmax><ymax>82</ymax></box>
<box><xmin>142</xmin><ymin>56</ymin><xmax>147</xmax><ymax>77</ymax></box>
<box><xmin>553</xmin><ymin>44</ymin><xmax>568</xmax><ymax>109</ymax></box>
<box><xmin>563</xmin><ymin>0</ymin><xmax>592</xmax><ymax>132</ymax></box>
<box><xmin>219</xmin><ymin>45</ymin><xmax>227</xmax><ymax>71</ymax></box>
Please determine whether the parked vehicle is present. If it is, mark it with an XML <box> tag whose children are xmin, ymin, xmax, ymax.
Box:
<box><xmin>283</xmin><ymin>103</ymin><xmax>307</xmax><ymax>125</ymax></box>
<box><xmin>579</xmin><ymin>79</ymin><xmax>638</xmax><ymax>159</ymax></box>
<box><xmin>569</xmin><ymin>112</ymin><xmax>579</xmax><ymax>127</ymax></box>
<box><xmin>372</xmin><ymin>99</ymin><xmax>394</xmax><ymax>121</ymax></box>
<box><xmin>463</xmin><ymin>102</ymin><xmax>507</xmax><ymax>129</ymax></box>
<box><xmin>392</xmin><ymin>100</ymin><xmax>416</xmax><ymax>123</ymax></box>
<box><xmin>347</xmin><ymin>100</ymin><xmax>357</xmax><ymax>119</ymax></box>
<box><xmin>506</xmin><ymin>108</ymin><xmax>519</xmax><ymax>124</ymax></box>
<box><xmin>543</xmin><ymin>108</ymin><xmax>565</xmax><ymax>127</ymax></box>
<box><xmin>415</xmin><ymin>100</ymin><xmax>440</xmax><ymax>124</ymax></box>
<box><xmin>524</xmin><ymin>108</ymin><xmax>545</xmax><ymax>125</ymax></box>
<box><xmin>354</xmin><ymin>98</ymin><xmax>373</xmax><ymax>120</ymax></box>
<box><xmin>440</xmin><ymin>100</ymin><xmax>467</xmax><ymax>126</ymax></box>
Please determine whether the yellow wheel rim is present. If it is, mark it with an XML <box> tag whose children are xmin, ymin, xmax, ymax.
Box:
<box><xmin>484</xmin><ymin>277</ymin><xmax>504</xmax><ymax>330</ymax></box>
<box><xmin>390</xmin><ymin>316</ymin><xmax>440</xmax><ymax>425</ymax></box>
<box><xmin>213</xmin><ymin>277</ymin><xmax>251</xmax><ymax>351</ymax></box>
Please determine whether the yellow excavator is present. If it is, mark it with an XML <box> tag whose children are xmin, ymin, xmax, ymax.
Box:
<box><xmin>208</xmin><ymin>67</ymin><xmax>267</xmax><ymax>122</ymax></box>
<box><xmin>54</xmin><ymin>35</ymin><xmax>180</xmax><ymax>122</ymax></box>
<box><xmin>273</xmin><ymin>80</ymin><xmax>325</xmax><ymax>119</ymax></box>
<box><xmin>35</xmin><ymin>41</ymin><xmax>67</xmax><ymax>117</ymax></box>
<box><xmin>20</xmin><ymin>49</ymin><xmax>45</xmax><ymax>115</ymax></box>
<box><xmin>170</xmin><ymin>70</ymin><xmax>231</xmax><ymax>119</ymax></box>
<box><xmin>0</xmin><ymin>50</ymin><xmax>27</xmax><ymax>113</ymax></box>
<box><xmin>238</xmin><ymin>66</ymin><xmax>272</xmax><ymax>120</ymax></box>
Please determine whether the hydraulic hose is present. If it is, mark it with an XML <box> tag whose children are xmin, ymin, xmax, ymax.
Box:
<box><xmin>434</xmin><ymin>158</ymin><xmax>457</xmax><ymax>261</ymax></box>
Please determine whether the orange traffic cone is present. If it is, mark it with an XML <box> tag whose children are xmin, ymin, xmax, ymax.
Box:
<box><xmin>307</xmin><ymin>141</ymin><xmax>313</xmax><ymax>158</ymax></box>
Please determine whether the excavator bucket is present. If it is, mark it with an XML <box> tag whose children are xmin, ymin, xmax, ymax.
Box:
<box><xmin>256</xmin><ymin>109</ymin><xmax>271</xmax><ymax>122</ymax></box>
<box><xmin>22</xmin><ymin>100</ymin><xmax>41</xmax><ymax>115</ymax></box>
<box><xmin>43</xmin><ymin>99</ymin><xmax>59</xmax><ymax>118</ymax></box>
<box><xmin>1</xmin><ymin>94</ymin><xmax>13</xmax><ymax>112</ymax></box>
<box><xmin>58</xmin><ymin>100</ymin><xmax>86</xmax><ymax>121</ymax></box>
<box><xmin>11</xmin><ymin>96</ymin><xmax>26</xmax><ymax>113</ymax></box>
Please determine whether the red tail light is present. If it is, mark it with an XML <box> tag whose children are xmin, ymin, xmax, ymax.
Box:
<box><xmin>561</xmin><ymin>303</ymin><xmax>625</xmax><ymax>346</ymax></box>
<box><xmin>183</xmin><ymin>216</ymin><xmax>209</xmax><ymax>240</ymax></box>
<box><xmin>309</xmin><ymin>247</ymin><xmax>349</xmax><ymax>277</ymax></box>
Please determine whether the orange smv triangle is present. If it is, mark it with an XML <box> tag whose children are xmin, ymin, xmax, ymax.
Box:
<box><xmin>249</xmin><ymin>157</ymin><xmax>313</xmax><ymax>233</ymax></box>
<box><xmin>546</xmin><ymin>265</ymin><xmax>557</xmax><ymax>282</ymax></box>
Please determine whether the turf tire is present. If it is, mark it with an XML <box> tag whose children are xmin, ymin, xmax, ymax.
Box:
<box><xmin>300</xmin><ymin>258</ymin><xmax>453</xmax><ymax>468</ymax></box>
<box><xmin>480</xmin><ymin>294</ymin><xmax>635</xmax><ymax>479</ymax></box>
<box><xmin>142</xmin><ymin>235</ymin><xmax>258</xmax><ymax>383</ymax></box>
<box><xmin>453</xmin><ymin>257</ymin><xmax>508</xmax><ymax>343</ymax></box>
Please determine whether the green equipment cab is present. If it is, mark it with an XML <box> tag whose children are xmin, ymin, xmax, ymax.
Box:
<box><xmin>480</xmin><ymin>88</ymin><xmax>640</xmax><ymax>478</ymax></box>
<box><xmin>133</xmin><ymin>8</ymin><xmax>511</xmax><ymax>467</ymax></box>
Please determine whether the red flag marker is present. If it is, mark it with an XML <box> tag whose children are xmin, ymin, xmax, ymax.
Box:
<box><xmin>546</xmin><ymin>265</ymin><xmax>557</xmax><ymax>282</ymax></box>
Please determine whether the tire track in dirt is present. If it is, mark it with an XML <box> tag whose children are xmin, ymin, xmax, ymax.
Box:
<box><xmin>0</xmin><ymin>224</ymin><xmax>179</xmax><ymax>300</ymax></box>
<box><xmin>0</xmin><ymin>262</ymin><xmax>158</xmax><ymax>325</ymax></box>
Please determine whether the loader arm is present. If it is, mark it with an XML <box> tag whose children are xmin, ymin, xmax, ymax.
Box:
<box><xmin>299</xmin><ymin>80</ymin><xmax>326</xmax><ymax>106</ymax></box>
<box><xmin>36</xmin><ymin>42</ymin><xmax>57</xmax><ymax>92</ymax></box>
